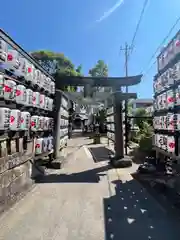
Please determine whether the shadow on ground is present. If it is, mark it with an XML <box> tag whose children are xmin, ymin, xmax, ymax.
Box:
<box><xmin>132</xmin><ymin>172</ymin><xmax>180</xmax><ymax>218</ymax></box>
<box><xmin>70</xmin><ymin>131</ymin><xmax>92</xmax><ymax>139</ymax></box>
<box><xmin>35</xmin><ymin>146</ymin><xmax>112</xmax><ymax>184</ymax></box>
<box><xmin>35</xmin><ymin>165</ymin><xmax>111</xmax><ymax>184</ymax></box>
<box><xmin>103</xmin><ymin>178</ymin><xmax>179</xmax><ymax>240</ymax></box>
<box><xmin>88</xmin><ymin>146</ymin><xmax>114</xmax><ymax>163</ymax></box>
<box><xmin>35</xmin><ymin>141</ymin><xmax>179</xmax><ymax>239</ymax></box>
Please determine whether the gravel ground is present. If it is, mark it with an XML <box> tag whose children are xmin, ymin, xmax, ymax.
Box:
<box><xmin>0</xmin><ymin>138</ymin><xmax>180</xmax><ymax>240</ymax></box>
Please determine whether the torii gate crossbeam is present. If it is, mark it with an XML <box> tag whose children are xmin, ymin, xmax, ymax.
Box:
<box><xmin>55</xmin><ymin>75</ymin><xmax>142</xmax><ymax>88</ymax></box>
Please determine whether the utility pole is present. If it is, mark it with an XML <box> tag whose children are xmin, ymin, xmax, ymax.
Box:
<box><xmin>120</xmin><ymin>43</ymin><xmax>132</xmax><ymax>155</ymax></box>
<box><xmin>120</xmin><ymin>42</ymin><xmax>132</xmax><ymax>92</ymax></box>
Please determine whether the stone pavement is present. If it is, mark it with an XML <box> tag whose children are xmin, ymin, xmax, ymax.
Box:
<box><xmin>0</xmin><ymin>137</ymin><xmax>180</xmax><ymax>240</ymax></box>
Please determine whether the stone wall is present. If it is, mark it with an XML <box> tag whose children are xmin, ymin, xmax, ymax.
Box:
<box><xmin>0</xmin><ymin>139</ymin><xmax>34</xmax><ymax>215</ymax></box>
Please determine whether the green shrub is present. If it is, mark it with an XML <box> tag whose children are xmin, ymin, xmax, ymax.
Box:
<box><xmin>131</xmin><ymin>122</ymin><xmax>153</xmax><ymax>152</ymax></box>
<box><xmin>139</xmin><ymin>135</ymin><xmax>152</xmax><ymax>152</ymax></box>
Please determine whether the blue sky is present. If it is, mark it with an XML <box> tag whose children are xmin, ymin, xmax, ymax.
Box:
<box><xmin>1</xmin><ymin>0</ymin><xmax>180</xmax><ymax>98</ymax></box>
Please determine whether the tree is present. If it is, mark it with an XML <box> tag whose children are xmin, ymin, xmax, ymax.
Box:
<box><xmin>132</xmin><ymin>107</ymin><xmax>153</xmax><ymax>148</ymax></box>
<box><xmin>89</xmin><ymin>60</ymin><xmax>108</xmax><ymax>77</ymax></box>
<box><xmin>96</xmin><ymin>108</ymin><xmax>106</xmax><ymax>123</ymax></box>
<box><xmin>76</xmin><ymin>64</ymin><xmax>83</xmax><ymax>75</ymax></box>
<box><xmin>133</xmin><ymin>108</ymin><xmax>149</xmax><ymax>130</ymax></box>
<box><xmin>127</xmin><ymin>102</ymin><xmax>133</xmax><ymax>116</ymax></box>
<box><xmin>31</xmin><ymin>50</ymin><xmax>82</xmax><ymax>92</ymax></box>
<box><xmin>88</xmin><ymin>60</ymin><xmax>110</xmax><ymax>95</ymax></box>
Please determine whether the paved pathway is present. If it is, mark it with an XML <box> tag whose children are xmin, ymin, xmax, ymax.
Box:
<box><xmin>0</xmin><ymin>138</ymin><xmax>180</xmax><ymax>240</ymax></box>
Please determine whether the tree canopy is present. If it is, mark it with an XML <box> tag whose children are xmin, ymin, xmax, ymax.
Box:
<box><xmin>133</xmin><ymin>108</ymin><xmax>152</xmax><ymax>130</ymax></box>
<box><xmin>31</xmin><ymin>50</ymin><xmax>82</xmax><ymax>91</ymax></box>
<box><xmin>87</xmin><ymin>60</ymin><xmax>110</xmax><ymax>95</ymax></box>
<box><xmin>87</xmin><ymin>60</ymin><xmax>109</xmax><ymax>123</ymax></box>
<box><xmin>31</xmin><ymin>51</ymin><xmax>110</xmax><ymax>95</ymax></box>
<box><xmin>89</xmin><ymin>60</ymin><xmax>108</xmax><ymax>77</ymax></box>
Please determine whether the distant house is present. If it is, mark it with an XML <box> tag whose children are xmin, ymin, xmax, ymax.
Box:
<box><xmin>130</xmin><ymin>98</ymin><xmax>153</xmax><ymax>115</ymax></box>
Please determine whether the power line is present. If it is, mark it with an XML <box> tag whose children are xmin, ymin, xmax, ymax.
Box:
<box><xmin>128</xmin><ymin>0</ymin><xmax>149</xmax><ymax>59</ymax></box>
<box><xmin>142</xmin><ymin>15</ymin><xmax>180</xmax><ymax>77</ymax></box>
<box><xmin>142</xmin><ymin>60</ymin><xmax>156</xmax><ymax>76</ymax></box>
<box><xmin>123</xmin><ymin>0</ymin><xmax>149</xmax><ymax>72</ymax></box>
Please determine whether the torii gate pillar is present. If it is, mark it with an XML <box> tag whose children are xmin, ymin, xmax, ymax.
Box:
<box><xmin>112</xmin><ymin>91</ymin><xmax>137</xmax><ymax>160</ymax></box>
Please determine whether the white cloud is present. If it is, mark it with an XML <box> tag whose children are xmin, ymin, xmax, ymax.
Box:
<box><xmin>96</xmin><ymin>0</ymin><xmax>124</xmax><ymax>23</ymax></box>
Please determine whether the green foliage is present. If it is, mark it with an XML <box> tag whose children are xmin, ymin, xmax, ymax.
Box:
<box><xmin>140</xmin><ymin>122</ymin><xmax>153</xmax><ymax>137</ymax></box>
<box><xmin>132</xmin><ymin>127</ymin><xmax>153</xmax><ymax>153</ymax></box>
<box><xmin>134</xmin><ymin>120</ymin><xmax>153</xmax><ymax>153</ymax></box>
<box><xmin>76</xmin><ymin>64</ymin><xmax>83</xmax><ymax>75</ymax></box>
<box><xmin>139</xmin><ymin>135</ymin><xmax>153</xmax><ymax>152</ymax></box>
<box><xmin>96</xmin><ymin>108</ymin><xmax>107</xmax><ymax>123</ymax></box>
<box><xmin>89</xmin><ymin>60</ymin><xmax>109</xmax><ymax>93</ymax></box>
<box><xmin>89</xmin><ymin>60</ymin><xmax>108</xmax><ymax>77</ymax></box>
<box><xmin>88</xmin><ymin>60</ymin><xmax>108</xmax><ymax>124</ymax></box>
<box><xmin>130</xmin><ymin>107</ymin><xmax>153</xmax><ymax>152</ymax></box>
<box><xmin>133</xmin><ymin>108</ymin><xmax>148</xmax><ymax>129</ymax></box>
<box><xmin>31</xmin><ymin>50</ymin><xmax>82</xmax><ymax>92</ymax></box>
<box><xmin>127</xmin><ymin>102</ymin><xmax>133</xmax><ymax>116</ymax></box>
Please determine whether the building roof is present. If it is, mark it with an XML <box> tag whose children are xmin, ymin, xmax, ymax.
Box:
<box><xmin>130</xmin><ymin>98</ymin><xmax>153</xmax><ymax>104</ymax></box>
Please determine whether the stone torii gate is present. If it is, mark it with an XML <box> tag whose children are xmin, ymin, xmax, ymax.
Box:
<box><xmin>55</xmin><ymin>74</ymin><xmax>142</xmax><ymax>162</ymax></box>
